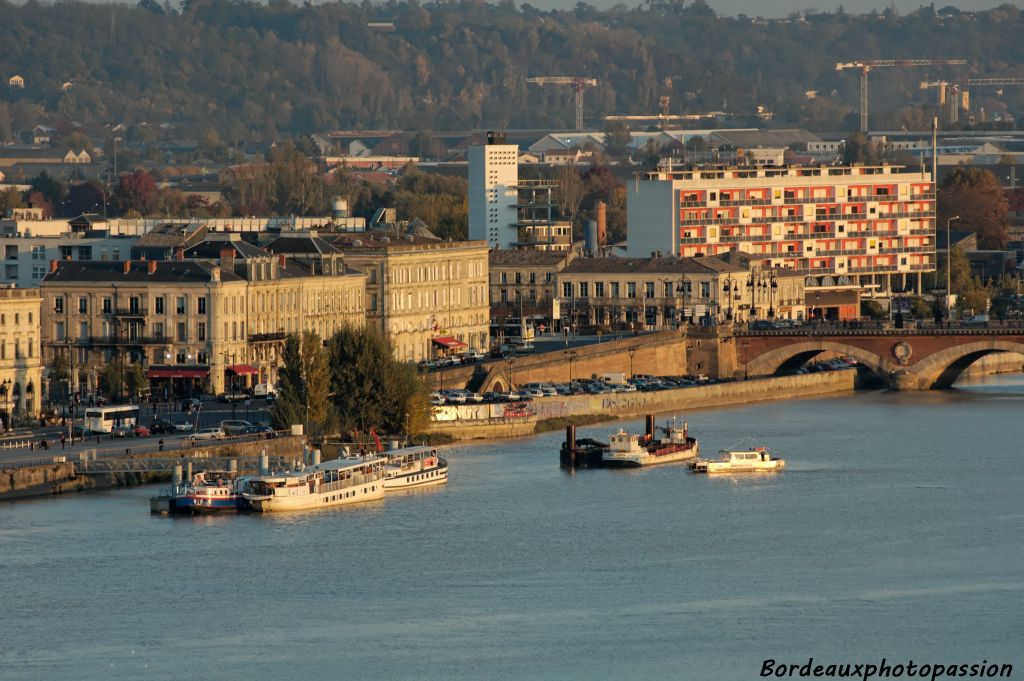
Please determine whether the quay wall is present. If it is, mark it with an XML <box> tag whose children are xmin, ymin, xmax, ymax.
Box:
<box><xmin>1</xmin><ymin>436</ymin><xmax>307</xmax><ymax>500</ymax></box>
<box><xmin>431</xmin><ymin>371</ymin><xmax>856</xmax><ymax>440</ymax></box>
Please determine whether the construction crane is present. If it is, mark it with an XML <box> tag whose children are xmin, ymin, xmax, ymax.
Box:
<box><xmin>921</xmin><ymin>77</ymin><xmax>1024</xmax><ymax>123</ymax></box>
<box><xmin>526</xmin><ymin>76</ymin><xmax>599</xmax><ymax>131</ymax></box>
<box><xmin>835</xmin><ymin>59</ymin><xmax>967</xmax><ymax>133</ymax></box>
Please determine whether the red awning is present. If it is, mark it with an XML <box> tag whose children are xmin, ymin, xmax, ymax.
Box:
<box><xmin>431</xmin><ymin>336</ymin><xmax>468</xmax><ymax>349</ymax></box>
<box><xmin>145</xmin><ymin>367</ymin><xmax>210</xmax><ymax>379</ymax></box>
<box><xmin>226</xmin><ymin>364</ymin><xmax>258</xmax><ymax>376</ymax></box>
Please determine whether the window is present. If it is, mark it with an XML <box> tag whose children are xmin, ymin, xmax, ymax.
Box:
<box><xmin>529</xmin><ymin>272</ymin><xmax>536</xmax><ymax>284</ymax></box>
<box><xmin>55</xmin><ymin>321</ymin><xmax>65</xmax><ymax>340</ymax></box>
<box><xmin>59</xmin><ymin>246</ymin><xmax>73</xmax><ymax>260</ymax></box>
<box><xmin>177</xmin><ymin>322</ymin><xmax>187</xmax><ymax>342</ymax></box>
<box><xmin>197</xmin><ymin>322</ymin><xmax>206</xmax><ymax>341</ymax></box>
<box><xmin>31</xmin><ymin>266</ymin><xmax>45</xmax><ymax>280</ymax></box>
<box><xmin>611</xmin><ymin>282</ymin><xmax>620</xmax><ymax>298</ymax></box>
<box><xmin>176</xmin><ymin>296</ymin><xmax>186</xmax><ymax>314</ymax></box>
<box><xmin>197</xmin><ymin>351</ymin><xmax>208</xmax><ymax>365</ymax></box>
<box><xmin>30</xmin><ymin>245</ymin><xmax>44</xmax><ymax>260</ymax></box>
<box><xmin>545</xmin><ymin>273</ymin><xmax>553</xmax><ymax>283</ymax></box>
<box><xmin>155</xmin><ymin>296</ymin><xmax>164</xmax><ymax>314</ymax></box>
<box><xmin>578</xmin><ymin>282</ymin><xmax>589</xmax><ymax>298</ymax></box>
<box><xmin>627</xmin><ymin>282</ymin><xmax>637</xmax><ymax>299</ymax></box>
<box><xmin>595</xmin><ymin>282</ymin><xmax>605</xmax><ymax>298</ymax></box>
<box><xmin>700</xmin><ymin>282</ymin><xmax>710</xmax><ymax>298</ymax></box>
<box><xmin>197</xmin><ymin>297</ymin><xmax>206</xmax><ymax>315</ymax></box>
<box><xmin>79</xmin><ymin>322</ymin><xmax>88</xmax><ymax>340</ymax></box>
<box><xmin>500</xmin><ymin>272</ymin><xmax>507</xmax><ymax>284</ymax></box>
<box><xmin>111</xmin><ymin>248</ymin><xmax>120</xmax><ymax>260</ymax></box>
<box><xmin>154</xmin><ymin>322</ymin><xmax>164</xmax><ymax>339</ymax></box>
<box><xmin>78</xmin><ymin>246</ymin><xmax>91</xmax><ymax>260</ymax></box>
<box><xmin>514</xmin><ymin>272</ymin><xmax>522</xmax><ymax>285</ymax></box>
<box><xmin>645</xmin><ymin>282</ymin><xmax>655</xmax><ymax>298</ymax></box>
<box><xmin>562</xmin><ymin>282</ymin><xmax>573</xmax><ymax>298</ymax></box>
<box><xmin>129</xmin><ymin>296</ymin><xmax>141</xmax><ymax>314</ymax></box>
<box><xmin>176</xmin><ymin>352</ymin><xmax>186</xmax><ymax>364</ymax></box>
<box><xmin>500</xmin><ymin>289</ymin><xmax>507</xmax><ymax>303</ymax></box>
<box><xmin>54</xmin><ymin>297</ymin><xmax>64</xmax><ymax>314</ymax></box>
<box><xmin>103</xmin><ymin>297</ymin><xmax>112</xmax><ymax>313</ymax></box>
<box><xmin>78</xmin><ymin>297</ymin><xmax>87</xmax><ymax>314</ymax></box>
<box><xmin>664</xmin><ymin>282</ymin><xmax>674</xmax><ymax>297</ymax></box>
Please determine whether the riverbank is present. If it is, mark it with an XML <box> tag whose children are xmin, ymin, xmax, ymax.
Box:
<box><xmin>427</xmin><ymin>370</ymin><xmax>858</xmax><ymax>440</ymax></box>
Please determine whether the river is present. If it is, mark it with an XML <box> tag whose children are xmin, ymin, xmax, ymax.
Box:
<box><xmin>1</xmin><ymin>376</ymin><xmax>1022</xmax><ymax>681</ymax></box>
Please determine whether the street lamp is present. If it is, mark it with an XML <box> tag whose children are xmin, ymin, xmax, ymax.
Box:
<box><xmin>676</xmin><ymin>277</ymin><xmax>690</xmax><ymax>325</ymax></box>
<box><xmin>945</xmin><ymin>215</ymin><xmax>961</xmax><ymax>320</ymax></box>
<box><xmin>0</xmin><ymin>379</ymin><xmax>10</xmax><ymax>432</ymax></box>
<box><xmin>627</xmin><ymin>345</ymin><xmax>637</xmax><ymax>379</ymax></box>
<box><xmin>746</xmin><ymin>272</ymin><xmax>759</xmax><ymax>320</ymax></box>
<box><xmin>504</xmin><ymin>352</ymin><xmax>516</xmax><ymax>391</ymax></box>
<box><xmin>765</xmin><ymin>269</ymin><xmax>779</xmax><ymax>319</ymax></box>
<box><xmin>721</xmin><ymin>276</ymin><xmax>739</xmax><ymax>321</ymax></box>
<box><xmin>564</xmin><ymin>349</ymin><xmax>577</xmax><ymax>384</ymax></box>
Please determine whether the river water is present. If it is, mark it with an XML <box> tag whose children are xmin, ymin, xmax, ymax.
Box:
<box><xmin>2</xmin><ymin>377</ymin><xmax>1022</xmax><ymax>681</ymax></box>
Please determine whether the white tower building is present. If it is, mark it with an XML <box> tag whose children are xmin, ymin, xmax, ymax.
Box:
<box><xmin>469</xmin><ymin>132</ymin><xmax>519</xmax><ymax>249</ymax></box>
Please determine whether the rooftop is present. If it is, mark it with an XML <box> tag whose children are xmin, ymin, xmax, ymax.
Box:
<box><xmin>41</xmin><ymin>260</ymin><xmax>235</xmax><ymax>284</ymax></box>
<box><xmin>489</xmin><ymin>249</ymin><xmax>574</xmax><ymax>267</ymax></box>
<box><xmin>561</xmin><ymin>255</ymin><xmax>746</xmax><ymax>275</ymax></box>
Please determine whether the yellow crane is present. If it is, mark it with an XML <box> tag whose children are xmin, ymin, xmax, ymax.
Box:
<box><xmin>921</xmin><ymin>77</ymin><xmax>1024</xmax><ymax>123</ymax></box>
<box><xmin>835</xmin><ymin>59</ymin><xmax>967</xmax><ymax>133</ymax></box>
<box><xmin>526</xmin><ymin>76</ymin><xmax>599</xmax><ymax>131</ymax></box>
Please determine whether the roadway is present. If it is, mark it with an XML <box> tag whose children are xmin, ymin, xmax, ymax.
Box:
<box><xmin>0</xmin><ymin>398</ymin><xmax>275</xmax><ymax>466</ymax></box>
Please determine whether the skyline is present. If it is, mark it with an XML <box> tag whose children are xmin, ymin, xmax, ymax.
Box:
<box><xmin>520</xmin><ymin>0</ymin><xmax>1006</xmax><ymax>15</ymax></box>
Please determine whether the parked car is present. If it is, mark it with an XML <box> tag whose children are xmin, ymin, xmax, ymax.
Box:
<box><xmin>430</xmin><ymin>392</ymin><xmax>445</xmax><ymax>406</ymax></box>
<box><xmin>149</xmin><ymin>418</ymin><xmax>176</xmax><ymax>434</ymax></box>
<box><xmin>71</xmin><ymin>423</ymin><xmax>92</xmax><ymax>438</ymax></box>
<box><xmin>464</xmin><ymin>348</ymin><xmax>486</xmax><ymax>362</ymax></box>
<box><xmin>220</xmin><ymin>419</ymin><xmax>253</xmax><ymax>436</ymax></box>
<box><xmin>173</xmin><ymin>420</ymin><xmax>195</xmax><ymax>433</ymax></box>
<box><xmin>482</xmin><ymin>391</ymin><xmax>503</xmax><ymax>402</ymax></box>
<box><xmin>963</xmin><ymin>314</ymin><xmax>990</xmax><ymax>327</ymax></box>
<box><xmin>111</xmin><ymin>425</ymin><xmax>133</xmax><ymax>438</ymax></box>
<box><xmin>132</xmin><ymin>425</ymin><xmax>151</xmax><ymax>438</ymax></box>
<box><xmin>187</xmin><ymin>427</ymin><xmax>226</xmax><ymax>442</ymax></box>
<box><xmin>219</xmin><ymin>392</ymin><xmax>248</xmax><ymax>403</ymax></box>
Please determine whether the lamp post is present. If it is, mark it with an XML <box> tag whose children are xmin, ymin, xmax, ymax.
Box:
<box><xmin>564</xmin><ymin>349</ymin><xmax>577</xmax><ymax>384</ymax></box>
<box><xmin>0</xmin><ymin>379</ymin><xmax>10</xmax><ymax>432</ymax></box>
<box><xmin>765</xmin><ymin>269</ymin><xmax>779</xmax><ymax>319</ymax></box>
<box><xmin>945</xmin><ymin>215</ymin><xmax>960</xmax><ymax>320</ymax></box>
<box><xmin>746</xmin><ymin>272</ymin><xmax>759</xmax><ymax>321</ymax></box>
<box><xmin>721</xmin><ymin>276</ymin><xmax>739</xmax><ymax>321</ymax></box>
<box><xmin>627</xmin><ymin>345</ymin><xmax>637</xmax><ymax>379</ymax></box>
<box><xmin>504</xmin><ymin>352</ymin><xmax>516</xmax><ymax>391</ymax></box>
<box><xmin>676</xmin><ymin>277</ymin><xmax>690</xmax><ymax>326</ymax></box>
<box><xmin>64</xmin><ymin>336</ymin><xmax>75</xmax><ymax>443</ymax></box>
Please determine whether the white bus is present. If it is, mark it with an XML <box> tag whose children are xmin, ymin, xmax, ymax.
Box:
<box><xmin>84</xmin><ymin>405</ymin><xmax>140</xmax><ymax>434</ymax></box>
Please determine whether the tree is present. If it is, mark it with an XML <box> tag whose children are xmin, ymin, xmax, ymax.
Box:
<box><xmin>602</xmin><ymin>121</ymin><xmax>633</xmax><ymax>159</ymax></box>
<box><xmin>0</xmin><ymin>187</ymin><xmax>24</xmax><ymax>217</ymax></box>
<box><xmin>48</xmin><ymin>352</ymin><xmax>70</xmax><ymax>402</ymax></box>
<box><xmin>938</xmin><ymin>167</ymin><xmax>1009</xmax><ymax>249</ymax></box>
<box><xmin>271</xmin><ymin>331</ymin><xmax>334</xmax><ymax>435</ymax></box>
<box><xmin>113</xmin><ymin>170</ymin><xmax>158</xmax><ymax>216</ymax></box>
<box><xmin>860</xmin><ymin>300</ymin><xmax>885</xmax><ymax>319</ymax></box>
<box><xmin>327</xmin><ymin>324</ymin><xmax>430</xmax><ymax>435</ymax></box>
<box><xmin>64</xmin><ymin>181</ymin><xmax>106</xmax><ymax>217</ymax></box>
<box><xmin>124</xmin><ymin>365</ymin><xmax>147</xmax><ymax>400</ymax></box>
<box><xmin>553</xmin><ymin>164</ymin><xmax>584</xmax><ymax>219</ymax></box>
<box><xmin>841</xmin><ymin>131</ymin><xmax>878</xmax><ymax>165</ymax></box>
<box><xmin>29</xmin><ymin>172</ymin><xmax>67</xmax><ymax>212</ymax></box>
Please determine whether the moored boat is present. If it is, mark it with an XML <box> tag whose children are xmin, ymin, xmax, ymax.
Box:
<box><xmin>171</xmin><ymin>472</ymin><xmax>244</xmax><ymax>514</ymax></box>
<box><xmin>602</xmin><ymin>418</ymin><xmax>699</xmax><ymax>467</ymax></box>
<box><xmin>241</xmin><ymin>455</ymin><xmax>385</xmax><ymax>512</ymax></box>
<box><xmin>383</xmin><ymin>446</ymin><xmax>448</xmax><ymax>489</ymax></box>
<box><xmin>690</xmin><ymin>447</ymin><xmax>785</xmax><ymax>474</ymax></box>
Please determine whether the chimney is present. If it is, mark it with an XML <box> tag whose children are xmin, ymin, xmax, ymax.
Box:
<box><xmin>220</xmin><ymin>247</ymin><xmax>235</xmax><ymax>276</ymax></box>
<box><xmin>49</xmin><ymin>259</ymin><xmax>58</xmax><ymax>273</ymax></box>
<box><xmin>278</xmin><ymin>254</ymin><xmax>286</xmax><ymax>269</ymax></box>
<box><xmin>175</xmin><ymin>247</ymin><xmax>184</xmax><ymax>262</ymax></box>
<box><xmin>123</xmin><ymin>260</ymin><xmax>131</xmax><ymax>274</ymax></box>
<box><xmin>148</xmin><ymin>260</ymin><xmax>157</xmax><ymax>275</ymax></box>
<box><xmin>596</xmin><ymin>200</ymin><xmax>607</xmax><ymax>247</ymax></box>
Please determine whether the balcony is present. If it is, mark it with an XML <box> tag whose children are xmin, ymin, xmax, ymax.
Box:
<box><xmin>248</xmin><ymin>332</ymin><xmax>287</xmax><ymax>343</ymax></box>
<box><xmin>83</xmin><ymin>335</ymin><xmax>172</xmax><ymax>346</ymax></box>
<box><xmin>114</xmin><ymin>308</ymin><xmax>146</xmax><ymax>318</ymax></box>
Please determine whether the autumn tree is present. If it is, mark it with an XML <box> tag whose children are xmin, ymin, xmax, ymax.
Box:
<box><xmin>602</xmin><ymin>121</ymin><xmax>633</xmax><ymax>159</ymax></box>
<box><xmin>938</xmin><ymin>167</ymin><xmax>1010</xmax><ymax>249</ymax></box>
<box><xmin>113</xmin><ymin>170</ymin><xmax>158</xmax><ymax>216</ymax></box>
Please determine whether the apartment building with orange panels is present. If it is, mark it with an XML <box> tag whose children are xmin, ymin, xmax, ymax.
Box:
<box><xmin>627</xmin><ymin>164</ymin><xmax>935</xmax><ymax>291</ymax></box>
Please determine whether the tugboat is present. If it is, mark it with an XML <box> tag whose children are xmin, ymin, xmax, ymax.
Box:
<box><xmin>690</xmin><ymin>447</ymin><xmax>785</xmax><ymax>474</ymax></box>
<box><xmin>602</xmin><ymin>415</ymin><xmax>699</xmax><ymax>468</ymax></box>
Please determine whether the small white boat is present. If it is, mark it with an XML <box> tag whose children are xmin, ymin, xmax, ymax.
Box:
<box><xmin>602</xmin><ymin>420</ymin><xmax>699</xmax><ymax>467</ymax></box>
<box><xmin>383</xmin><ymin>446</ymin><xmax>448</xmax><ymax>489</ymax></box>
<box><xmin>691</xmin><ymin>447</ymin><xmax>785</xmax><ymax>474</ymax></box>
<box><xmin>241</xmin><ymin>455</ymin><xmax>385</xmax><ymax>512</ymax></box>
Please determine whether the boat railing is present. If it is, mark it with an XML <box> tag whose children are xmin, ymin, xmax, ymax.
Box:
<box><xmin>319</xmin><ymin>473</ymin><xmax>377</xmax><ymax>493</ymax></box>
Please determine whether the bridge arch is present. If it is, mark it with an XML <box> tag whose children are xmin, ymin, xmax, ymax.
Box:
<box><xmin>910</xmin><ymin>340</ymin><xmax>1024</xmax><ymax>389</ymax></box>
<box><xmin>745</xmin><ymin>340</ymin><xmax>891</xmax><ymax>379</ymax></box>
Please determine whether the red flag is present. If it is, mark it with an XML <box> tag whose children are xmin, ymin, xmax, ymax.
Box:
<box><xmin>369</xmin><ymin>427</ymin><xmax>383</xmax><ymax>453</ymax></box>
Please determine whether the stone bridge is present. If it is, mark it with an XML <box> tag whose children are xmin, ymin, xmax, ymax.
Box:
<box><xmin>737</xmin><ymin>325</ymin><xmax>1024</xmax><ymax>390</ymax></box>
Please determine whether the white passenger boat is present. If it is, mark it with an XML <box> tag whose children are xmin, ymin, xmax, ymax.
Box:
<box><xmin>602</xmin><ymin>420</ymin><xmax>699</xmax><ymax>467</ymax></box>
<box><xmin>690</xmin><ymin>447</ymin><xmax>785</xmax><ymax>474</ymax></box>
<box><xmin>241</xmin><ymin>455</ymin><xmax>385</xmax><ymax>512</ymax></box>
<box><xmin>383</xmin><ymin>446</ymin><xmax>448</xmax><ymax>489</ymax></box>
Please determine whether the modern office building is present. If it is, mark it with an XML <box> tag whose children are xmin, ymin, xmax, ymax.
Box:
<box><xmin>627</xmin><ymin>164</ymin><xmax>935</xmax><ymax>292</ymax></box>
<box><xmin>468</xmin><ymin>133</ymin><xmax>519</xmax><ymax>249</ymax></box>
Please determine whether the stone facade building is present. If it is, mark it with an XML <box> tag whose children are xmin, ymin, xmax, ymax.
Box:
<box><xmin>39</xmin><ymin>241</ymin><xmax>365</xmax><ymax>397</ymax></box>
<box><xmin>331</xmin><ymin>232</ymin><xmax>490</xmax><ymax>361</ymax></box>
<box><xmin>0</xmin><ymin>287</ymin><xmax>42</xmax><ymax>428</ymax></box>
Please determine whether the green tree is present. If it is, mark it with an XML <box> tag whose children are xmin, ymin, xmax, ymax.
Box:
<box><xmin>48</xmin><ymin>352</ymin><xmax>70</xmax><ymax>402</ymax></box>
<box><xmin>841</xmin><ymin>131</ymin><xmax>878</xmax><ymax>165</ymax></box>
<box><xmin>124</xmin><ymin>365</ymin><xmax>147</xmax><ymax>400</ymax></box>
<box><xmin>327</xmin><ymin>324</ymin><xmax>430</xmax><ymax>435</ymax></box>
<box><xmin>602</xmin><ymin>121</ymin><xmax>633</xmax><ymax>159</ymax></box>
<box><xmin>29</xmin><ymin>172</ymin><xmax>67</xmax><ymax>211</ymax></box>
<box><xmin>271</xmin><ymin>331</ymin><xmax>334</xmax><ymax>435</ymax></box>
<box><xmin>860</xmin><ymin>299</ymin><xmax>885</xmax><ymax>319</ymax></box>
<box><xmin>938</xmin><ymin>167</ymin><xmax>1010</xmax><ymax>249</ymax></box>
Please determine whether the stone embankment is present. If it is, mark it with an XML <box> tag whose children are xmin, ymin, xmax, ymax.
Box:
<box><xmin>428</xmin><ymin>371</ymin><xmax>857</xmax><ymax>440</ymax></box>
<box><xmin>1</xmin><ymin>436</ymin><xmax>306</xmax><ymax>500</ymax></box>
